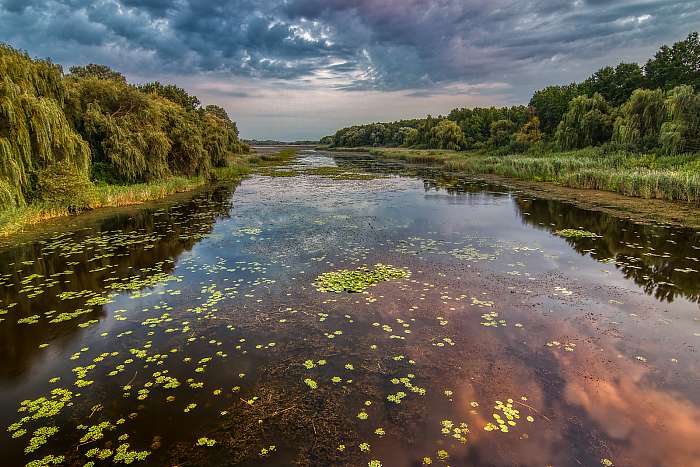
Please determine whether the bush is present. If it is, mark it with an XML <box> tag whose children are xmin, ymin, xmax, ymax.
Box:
<box><xmin>34</xmin><ymin>161</ymin><xmax>96</xmax><ymax>210</ymax></box>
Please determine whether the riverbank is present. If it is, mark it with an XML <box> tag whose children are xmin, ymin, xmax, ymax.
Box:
<box><xmin>327</xmin><ymin>147</ymin><xmax>700</xmax><ymax>203</ymax></box>
<box><xmin>325</xmin><ymin>146</ymin><xmax>700</xmax><ymax>228</ymax></box>
<box><xmin>0</xmin><ymin>148</ymin><xmax>299</xmax><ymax>238</ymax></box>
<box><xmin>326</xmin><ymin>148</ymin><xmax>700</xmax><ymax>204</ymax></box>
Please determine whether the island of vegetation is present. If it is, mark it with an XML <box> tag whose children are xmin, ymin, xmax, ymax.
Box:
<box><xmin>322</xmin><ymin>32</ymin><xmax>700</xmax><ymax>204</ymax></box>
<box><xmin>0</xmin><ymin>43</ymin><xmax>295</xmax><ymax>236</ymax></box>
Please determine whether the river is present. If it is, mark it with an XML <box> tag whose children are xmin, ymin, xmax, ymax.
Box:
<box><xmin>1</xmin><ymin>150</ymin><xmax>699</xmax><ymax>466</ymax></box>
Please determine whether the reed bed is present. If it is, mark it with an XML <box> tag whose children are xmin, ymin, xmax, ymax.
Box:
<box><xmin>370</xmin><ymin>147</ymin><xmax>700</xmax><ymax>203</ymax></box>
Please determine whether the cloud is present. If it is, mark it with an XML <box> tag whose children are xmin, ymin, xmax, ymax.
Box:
<box><xmin>1</xmin><ymin>0</ymin><xmax>698</xmax><ymax>89</ymax></box>
<box><xmin>1</xmin><ymin>0</ymin><xmax>698</xmax><ymax>138</ymax></box>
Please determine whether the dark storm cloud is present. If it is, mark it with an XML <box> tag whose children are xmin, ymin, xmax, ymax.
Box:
<box><xmin>0</xmin><ymin>0</ymin><xmax>698</xmax><ymax>90</ymax></box>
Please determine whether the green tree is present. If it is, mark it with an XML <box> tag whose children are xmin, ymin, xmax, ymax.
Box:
<box><xmin>69</xmin><ymin>64</ymin><xmax>126</xmax><ymax>82</ymax></box>
<box><xmin>139</xmin><ymin>81</ymin><xmax>201</xmax><ymax>111</ymax></box>
<box><xmin>659</xmin><ymin>85</ymin><xmax>700</xmax><ymax>154</ymax></box>
<box><xmin>430</xmin><ymin>119</ymin><xmax>466</xmax><ymax>150</ymax></box>
<box><xmin>514</xmin><ymin>115</ymin><xmax>543</xmax><ymax>149</ymax></box>
<box><xmin>488</xmin><ymin>119</ymin><xmax>515</xmax><ymax>147</ymax></box>
<box><xmin>580</xmin><ymin>63</ymin><xmax>645</xmax><ymax>106</ymax></box>
<box><xmin>529</xmin><ymin>84</ymin><xmax>580</xmax><ymax>135</ymax></box>
<box><xmin>204</xmin><ymin>105</ymin><xmax>232</xmax><ymax>124</ymax></box>
<box><xmin>0</xmin><ymin>44</ymin><xmax>91</xmax><ymax>207</ymax></box>
<box><xmin>612</xmin><ymin>88</ymin><xmax>666</xmax><ymax>150</ymax></box>
<box><xmin>400</xmin><ymin>127</ymin><xmax>419</xmax><ymax>147</ymax></box>
<box><xmin>645</xmin><ymin>32</ymin><xmax>700</xmax><ymax>91</ymax></box>
<box><xmin>556</xmin><ymin>93</ymin><xmax>614</xmax><ymax>149</ymax></box>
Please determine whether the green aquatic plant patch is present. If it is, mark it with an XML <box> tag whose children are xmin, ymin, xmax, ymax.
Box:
<box><xmin>555</xmin><ymin>229</ymin><xmax>601</xmax><ymax>239</ymax></box>
<box><xmin>313</xmin><ymin>264</ymin><xmax>411</xmax><ymax>293</ymax></box>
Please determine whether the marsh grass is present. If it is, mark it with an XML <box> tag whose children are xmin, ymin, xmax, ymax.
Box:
<box><xmin>92</xmin><ymin>176</ymin><xmax>206</xmax><ymax>207</ymax></box>
<box><xmin>257</xmin><ymin>148</ymin><xmax>299</xmax><ymax>164</ymax></box>
<box><xmin>0</xmin><ymin>176</ymin><xmax>206</xmax><ymax>236</ymax></box>
<box><xmin>368</xmin><ymin>147</ymin><xmax>700</xmax><ymax>203</ymax></box>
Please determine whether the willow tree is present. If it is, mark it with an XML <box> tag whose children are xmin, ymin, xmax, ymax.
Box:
<box><xmin>430</xmin><ymin>119</ymin><xmax>466</xmax><ymax>150</ymax></box>
<box><xmin>612</xmin><ymin>88</ymin><xmax>666</xmax><ymax>151</ymax></box>
<box><xmin>65</xmin><ymin>77</ymin><xmax>172</xmax><ymax>183</ymax></box>
<box><xmin>201</xmin><ymin>106</ymin><xmax>247</xmax><ymax>167</ymax></box>
<box><xmin>556</xmin><ymin>93</ymin><xmax>614</xmax><ymax>149</ymax></box>
<box><xmin>659</xmin><ymin>85</ymin><xmax>700</xmax><ymax>155</ymax></box>
<box><xmin>0</xmin><ymin>44</ymin><xmax>90</xmax><ymax>207</ymax></box>
<box><xmin>162</xmin><ymin>102</ymin><xmax>209</xmax><ymax>177</ymax></box>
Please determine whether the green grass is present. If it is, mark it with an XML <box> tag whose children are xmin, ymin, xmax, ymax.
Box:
<box><xmin>0</xmin><ymin>148</ymin><xmax>296</xmax><ymax>237</ymax></box>
<box><xmin>365</xmin><ymin>146</ymin><xmax>700</xmax><ymax>203</ymax></box>
<box><xmin>92</xmin><ymin>176</ymin><xmax>207</xmax><ymax>207</ymax></box>
<box><xmin>0</xmin><ymin>176</ymin><xmax>208</xmax><ymax>237</ymax></box>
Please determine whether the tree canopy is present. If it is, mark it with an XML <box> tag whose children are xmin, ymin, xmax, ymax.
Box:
<box><xmin>69</xmin><ymin>64</ymin><xmax>126</xmax><ymax>82</ymax></box>
<box><xmin>0</xmin><ymin>43</ymin><xmax>247</xmax><ymax>208</ymax></box>
<box><xmin>645</xmin><ymin>32</ymin><xmax>700</xmax><ymax>91</ymax></box>
<box><xmin>326</xmin><ymin>31</ymin><xmax>700</xmax><ymax>157</ymax></box>
<box><xmin>138</xmin><ymin>82</ymin><xmax>201</xmax><ymax>112</ymax></box>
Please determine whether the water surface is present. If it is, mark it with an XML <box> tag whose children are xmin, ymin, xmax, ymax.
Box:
<box><xmin>2</xmin><ymin>151</ymin><xmax>699</xmax><ymax>466</ymax></box>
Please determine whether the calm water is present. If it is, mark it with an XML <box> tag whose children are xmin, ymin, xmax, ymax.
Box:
<box><xmin>1</xmin><ymin>151</ymin><xmax>699</xmax><ymax>467</ymax></box>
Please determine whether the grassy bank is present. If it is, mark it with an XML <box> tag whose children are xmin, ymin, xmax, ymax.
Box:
<box><xmin>0</xmin><ymin>149</ymin><xmax>297</xmax><ymax>238</ymax></box>
<box><xmin>351</xmin><ymin>147</ymin><xmax>700</xmax><ymax>204</ymax></box>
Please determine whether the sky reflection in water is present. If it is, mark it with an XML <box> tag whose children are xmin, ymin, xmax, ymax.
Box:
<box><xmin>0</xmin><ymin>151</ymin><xmax>699</xmax><ymax>466</ymax></box>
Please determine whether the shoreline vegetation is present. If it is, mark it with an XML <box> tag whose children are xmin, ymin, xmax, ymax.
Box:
<box><xmin>327</xmin><ymin>145</ymin><xmax>700</xmax><ymax>203</ymax></box>
<box><xmin>0</xmin><ymin>38</ymin><xmax>297</xmax><ymax>238</ymax></box>
<box><xmin>321</xmin><ymin>32</ymin><xmax>700</xmax><ymax>206</ymax></box>
<box><xmin>326</xmin><ymin>146</ymin><xmax>700</xmax><ymax>228</ymax></box>
<box><xmin>0</xmin><ymin>148</ymin><xmax>298</xmax><ymax>237</ymax></box>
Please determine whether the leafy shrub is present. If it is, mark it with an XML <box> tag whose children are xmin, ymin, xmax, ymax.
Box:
<box><xmin>34</xmin><ymin>161</ymin><xmax>96</xmax><ymax>210</ymax></box>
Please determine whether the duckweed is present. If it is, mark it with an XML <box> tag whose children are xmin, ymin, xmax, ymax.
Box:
<box><xmin>196</xmin><ymin>437</ymin><xmax>217</xmax><ymax>447</ymax></box>
<box><xmin>313</xmin><ymin>264</ymin><xmax>410</xmax><ymax>293</ymax></box>
<box><xmin>555</xmin><ymin>229</ymin><xmax>601</xmax><ymax>239</ymax></box>
<box><xmin>304</xmin><ymin>378</ymin><xmax>318</xmax><ymax>390</ymax></box>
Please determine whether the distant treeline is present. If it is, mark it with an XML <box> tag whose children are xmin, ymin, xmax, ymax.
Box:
<box><xmin>245</xmin><ymin>139</ymin><xmax>319</xmax><ymax>146</ymax></box>
<box><xmin>323</xmin><ymin>32</ymin><xmax>700</xmax><ymax>156</ymax></box>
<box><xmin>0</xmin><ymin>44</ymin><xmax>248</xmax><ymax>209</ymax></box>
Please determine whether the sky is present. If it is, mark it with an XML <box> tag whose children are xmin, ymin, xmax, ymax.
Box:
<box><xmin>1</xmin><ymin>0</ymin><xmax>698</xmax><ymax>140</ymax></box>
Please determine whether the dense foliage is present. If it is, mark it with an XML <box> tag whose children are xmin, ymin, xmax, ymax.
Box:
<box><xmin>555</xmin><ymin>94</ymin><xmax>613</xmax><ymax>149</ymax></box>
<box><xmin>0</xmin><ymin>44</ymin><xmax>248</xmax><ymax>209</ymax></box>
<box><xmin>0</xmin><ymin>44</ymin><xmax>90</xmax><ymax>208</ymax></box>
<box><xmin>326</xmin><ymin>32</ymin><xmax>700</xmax><ymax>158</ymax></box>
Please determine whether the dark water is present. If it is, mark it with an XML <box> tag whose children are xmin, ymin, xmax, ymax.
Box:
<box><xmin>1</xmin><ymin>151</ymin><xmax>699</xmax><ymax>467</ymax></box>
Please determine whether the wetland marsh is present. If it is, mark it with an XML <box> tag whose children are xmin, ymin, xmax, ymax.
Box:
<box><xmin>1</xmin><ymin>150</ymin><xmax>699</xmax><ymax>467</ymax></box>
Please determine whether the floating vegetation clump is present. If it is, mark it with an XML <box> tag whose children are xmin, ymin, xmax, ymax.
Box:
<box><xmin>313</xmin><ymin>264</ymin><xmax>411</xmax><ymax>293</ymax></box>
<box><xmin>555</xmin><ymin>229</ymin><xmax>601</xmax><ymax>239</ymax></box>
<box><xmin>254</xmin><ymin>163</ymin><xmax>388</xmax><ymax>180</ymax></box>
<box><xmin>483</xmin><ymin>397</ymin><xmax>534</xmax><ymax>433</ymax></box>
<box><xmin>440</xmin><ymin>419</ymin><xmax>469</xmax><ymax>443</ymax></box>
<box><xmin>300</xmin><ymin>166</ymin><xmax>388</xmax><ymax>180</ymax></box>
